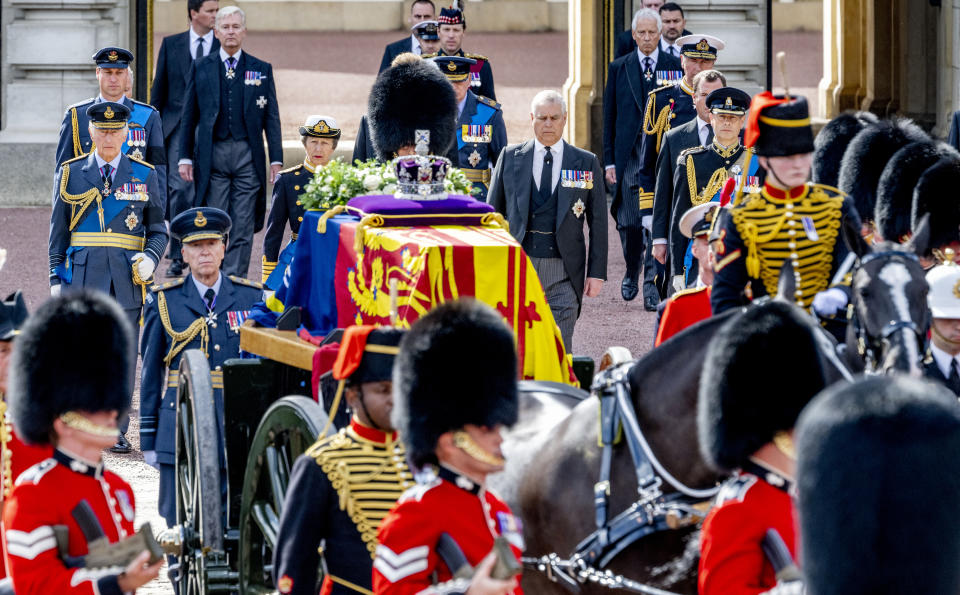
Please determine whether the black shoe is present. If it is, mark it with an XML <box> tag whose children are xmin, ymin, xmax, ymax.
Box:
<box><xmin>167</xmin><ymin>259</ymin><xmax>185</xmax><ymax>277</ymax></box>
<box><xmin>621</xmin><ymin>277</ymin><xmax>639</xmax><ymax>301</ymax></box>
<box><xmin>643</xmin><ymin>296</ymin><xmax>659</xmax><ymax>312</ymax></box>
<box><xmin>109</xmin><ymin>434</ymin><xmax>132</xmax><ymax>454</ymax></box>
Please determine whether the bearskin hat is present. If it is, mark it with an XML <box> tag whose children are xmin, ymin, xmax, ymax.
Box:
<box><xmin>875</xmin><ymin>141</ymin><xmax>943</xmax><ymax>243</ymax></box>
<box><xmin>367</xmin><ymin>58</ymin><xmax>457</xmax><ymax>160</ymax></box>
<box><xmin>811</xmin><ymin>111</ymin><xmax>877</xmax><ymax>187</ymax></box>
<box><xmin>392</xmin><ymin>299</ymin><xmax>518</xmax><ymax>468</ymax></box>
<box><xmin>796</xmin><ymin>376</ymin><xmax>960</xmax><ymax>595</ymax></box>
<box><xmin>912</xmin><ymin>156</ymin><xmax>960</xmax><ymax>253</ymax></box>
<box><xmin>697</xmin><ymin>301</ymin><xmax>826</xmax><ymax>472</ymax></box>
<box><xmin>8</xmin><ymin>291</ymin><xmax>133</xmax><ymax>445</ymax></box>
<box><xmin>838</xmin><ymin>118</ymin><xmax>928</xmax><ymax>224</ymax></box>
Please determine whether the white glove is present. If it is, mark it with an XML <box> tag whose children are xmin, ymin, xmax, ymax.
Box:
<box><xmin>672</xmin><ymin>275</ymin><xmax>685</xmax><ymax>293</ymax></box>
<box><xmin>641</xmin><ymin>215</ymin><xmax>653</xmax><ymax>232</ymax></box>
<box><xmin>812</xmin><ymin>287</ymin><xmax>848</xmax><ymax>318</ymax></box>
<box><xmin>142</xmin><ymin>450</ymin><xmax>159</xmax><ymax>469</ymax></box>
<box><xmin>50</xmin><ymin>284</ymin><xmax>61</xmax><ymax>297</ymax></box>
<box><xmin>132</xmin><ymin>252</ymin><xmax>156</xmax><ymax>280</ymax></box>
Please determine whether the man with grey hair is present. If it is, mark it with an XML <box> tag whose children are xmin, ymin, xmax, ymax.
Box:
<box><xmin>488</xmin><ymin>90</ymin><xmax>607</xmax><ymax>351</ymax></box>
<box><xmin>602</xmin><ymin>8</ymin><xmax>681</xmax><ymax>306</ymax></box>
<box><xmin>179</xmin><ymin>5</ymin><xmax>283</xmax><ymax>277</ymax></box>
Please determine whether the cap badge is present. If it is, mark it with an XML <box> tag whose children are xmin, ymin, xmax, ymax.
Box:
<box><xmin>195</xmin><ymin>211</ymin><xmax>207</xmax><ymax>228</ymax></box>
<box><xmin>725</xmin><ymin>96</ymin><xmax>733</xmax><ymax>107</ymax></box>
<box><xmin>447</xmin><ymin>61</ymin><xmax>457</xmax><ymax>72</ymax></box>
<box><xmin>952</xmin><ymin>278</ymin><xmax>960</xmax><ymax>300</ymax></box>
<box><xmin>108</xmin><ymin>50</ymin><xmax>119</xmax><ymax>62</ymax></box>
<box><xmin>313</xmin><ymin>120</ymin><xmax>330</xmax><ymax>134</ymax></box>
<box><xmin>696</xmin><ymin>39</ymin><xmax>709</xmax><ymax>51</ymax></box>
<box><xmin>104</xmin><ymin>106</ymin><xmax>115</xmax><ymax>119</ymax></box>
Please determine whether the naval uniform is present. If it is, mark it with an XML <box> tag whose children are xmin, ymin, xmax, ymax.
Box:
<box><xmin>452</xmin><ymin>91</ymin><xmax>507</xmax><ymax>202</ymax></box>
<box><xmin>273</xmin><ymin>419</ymin><xmax>414</xmax><ymax>595</ymax></box>
<box><xmin>373</xmin><ymin>465</ymin><xmax>524</xmax><ymax>595</ymax></box>
<box><xmin>424</xmin><ymin>50</ymin><xmax>496</xmax><ymax>101</ymax></box>
<box><xmin>3</xmin><ymin>449</ymin><xmax>137</xmax><ymax>595</ymax></box>
<box><xmin>138</xmin><ymin>273</ymin><xmax>263</xmax><ymax>525</ymax></box>
<box><xmin>711</xmin><ymin>183</ymin><xmax>859</xmax><ymax>314</ymax></box>
<box><xmin>698</xmin><ymin>462</ymin><xmax>797</xmax><ymax>595</ymax></box>
<box><xmin>262</xmin><ymin>161</ymin><xmax>313</xmax><ymax>283</ymax></box>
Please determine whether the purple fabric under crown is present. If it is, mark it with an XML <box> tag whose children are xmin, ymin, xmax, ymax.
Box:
<box><xmin>346</xmin><ymin>194</ymin><xmax>495</xmax><ymax>227</ymax></box>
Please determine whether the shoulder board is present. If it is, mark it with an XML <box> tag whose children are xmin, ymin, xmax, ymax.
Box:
<box><xmin>61</xmin><ymin>154</ymin><xmax>87</xmax><ymax>166</ymax></box>
<box><xmin>464</xmin><ymin>53</ymin><xmax>488</xmax><ymax>62</ymax></box>
<box><xmin>476</xmin><ymin>95</ymin><xmax>501</xmax><ymax>110</ymax></box>
<box><xmin>421</xmin><ymin>52</ymin><xmax>438</xmax><ymax>59</ymax></box>
<box><xmin>279</xmin><ymin>163</ymin><xmax>303</xmax><ymax>175</ymax></box>
<box><xmin>16</xmin><ymin>458</ymin><xmax>57</xmax><ymax>487</ymax></box>
<box><xmin>715</xmin><ymin>473</ymin><xmax>758</xmax><ymax>505</ymax></box>
<box><xmin>672</xmin><ymin>285</ymin><xmax>708</xmax><ymax>299</ymax></box>
<box><xmin>66</xmin><ymin>98</ymin><xmax>95</xmax><ymax>110</ymax></box>
<box><xmin>130</xmin><ymin>98</ymin><xmax>158</xmax><ymax>112</ymax></box>
<box><xmin>647</xmin><ymin>84</ymin><xmax>674</xmax><ymax>97</ymax></box>
<box><xmin>129</xmin><ymin>156</ymin><xmax>155</xmax><ymax>169</ymax></box>
<box><xmin>151</xmin><ymin>277</ymin><xmax>186</xmax><ymax>293</ymax></box>
<box><xmin>229</xmin><ymin>275</ymin><xmax>263</xmax><ymax>290</ymax></box>
<box><xmin>679</xmin><ymin>146</ymin><xmax>707</xmax><ymax>158</ymax></box>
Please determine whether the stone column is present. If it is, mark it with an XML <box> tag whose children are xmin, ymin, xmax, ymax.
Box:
<box><xmin>563</xmin><ymin>0</ymin><xmax>602</xmax><ymax>151</ymax></box>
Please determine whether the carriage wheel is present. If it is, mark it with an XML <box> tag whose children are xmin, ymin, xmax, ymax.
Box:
<box><xmin>598</xmin><ymin>346</ymin><xmax>633</xmax><ymax>371</ymax></box>
<box><xmin>238</xmin><ymin>396</ymin><xmax>333</xmax><ymax>594</ymax></box>
<box><xmin>174</xmin><ymin>349</ymin><xmax>232</xmax><ymax>594</ymax></box>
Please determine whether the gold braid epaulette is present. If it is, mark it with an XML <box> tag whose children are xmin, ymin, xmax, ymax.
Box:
<box><xmin>71</xmin><ymin>108</ymin><xmax>81</xmax><ymax>158</ymax></box>
<box><xmin>59</xmin><ymin>163</ymin><xmax>104</xmax><ymax>232</ymax></box>
<box><xmin>157</xmin><ymin>291</ymin><xmax>208</xmax><ymax>365</ymax></box>
<box><xmin>642</xmin><ymin>87</ymin><xmax>674</xmax><ymax>153</ymax></box>
<box><xmin>687</xmin><ymin>156</ymin><xmax>728</xmax><ymax>206</ymax></box>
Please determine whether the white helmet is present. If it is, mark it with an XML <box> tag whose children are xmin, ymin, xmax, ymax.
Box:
<box><xmin>926</xmin><ymin>259</ymin><xmax>960</xmax><ymax>319</ymax></box>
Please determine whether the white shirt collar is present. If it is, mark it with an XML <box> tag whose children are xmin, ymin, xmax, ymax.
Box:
<box><xmin>660</xmin><ymin>38</ymin><xmax>679</xmax><ymax>54</ymax></box>
<box><xmin>930</xmin><ymin>342</ymin><xmax>959</xmax><ymax>379</ymax></box>
<box><xmin>534</xmin><ymin>137</ymin><xmax>564</xmax><ymax>158</ymax></box>
<box><xmin>94</xmin><ymin>151</ymin><xmax>123</xmax><ymax>172</ymax></box>
<box><xmin>219</xmin><ymin>47</ymin><xmax>242</xmax><ymax>63</ymax></box>
<box><xmin>189</xmin><ymin>27</ymin><xmax>215</xmax><ymax>52</ymax></box>
<box><xmin>191</xmin><ymin>272</ymin><xmax>223</xmax><ymax>303</ymax></box>
<box><xmin>637</xmin><ymin>46</ymin><xmax>660</xmax><ymax>67</ymax></box>
<box><xmin>97</xmin><ymin>94</ymin><xmax>127</xmax><ymax>104</ymax></box>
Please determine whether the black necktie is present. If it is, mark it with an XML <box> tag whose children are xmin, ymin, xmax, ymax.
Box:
<box><xmin>195</xmin><ymin>37</ymin><xmax>205</xmax><ymax>60</ymax></box>
<box><xmin>642</xmin><ymin>56</ymin><xmax>652</xmax><ymax>73</ymax></box>
<box><xmin>949</xmin><ymin>359</ymin><xmax>960</xmax><ymax>395</ymax></box>
<box><xmin>539</xmin><ymin>147</ymin><xmax>553</xmax><ymax>204</ymax></box>
<box><xmin>670</xmin><ymin>46</ymin><xmax>678</xmax><ymax>57</ymax></box>
<box><xmin>204</xmin><ymin>288</ymin><xmax>216</xmax><ymax>311</ymax></box>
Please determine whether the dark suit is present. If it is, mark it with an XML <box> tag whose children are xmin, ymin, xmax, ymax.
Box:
<box><xmin>379</xmin><ymin>36</ymin><xmax>416</xmax><ymax>72</ymax></box>
<box><xmin>602</xmin><ymin>49</ymin><xmax>680</xmax><ymax>300</ymax></box>
<box><xmin>180</xmin><ymin>49</ymin><xmax>283</xmax><ymax>275</ymax></box>
<box><xmin>948</xmin><ymin>111</ymin><xmax>960</xmax><ymax>152</ymax></box>
<box><xmin>924</xmin><ymin>355</ymin><xmax>960</xmax><ymax>397</ymax></box>
<box><xmin>487</xmin><ymin>139</ymin><xmax>607</xmax><ymax>349</ymax></box>
<box><xmin>352</xmin><ymin>115</ymin><xmax>379</xmax><ymax>163</ymax></box>
<box><xmin>151</xmin><ymin>30</ymin><xmax>220</xmax><ymax>263</ymax></box>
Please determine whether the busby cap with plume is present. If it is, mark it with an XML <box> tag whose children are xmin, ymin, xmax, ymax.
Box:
<box><xmin>838</xmin><ymin>118</ymin><xmax>928</xmax><ymax>224</ymax></box>
<box><xmin>368</xmin><ymin>57</ymin><xmax>458</xmax><ymax>160</ymax></box>
<box><xmin>912</xmin><ymin>156</ymin><xmax>960</xmax><ymax>254</ymax></box>
<box><xmin>698</xmin><ymin>301</ymin><xmax>826</xmax><ymax>471</ymax></box>
<box><xmin>875</xmin><ymin>140</ymin><xmax>945</xmax><ymax>243</ymax></box>
<box><xmin>332</xmin><ymin>326</ymin><xmax>404</xmax><ymax>385</ymax></box>
<box><xmin>811</xmin><ymin>111</ymin><xmax>878</xmax><ymax>187</ymax></box>
<box><xmin>744</xmin><ymin>92</ymin><xmax>815</xmax><ymax>157</ymax></box>
<box><xmin>796</xmin><ymin>376</ymin><xmax>960</xmax><ymax>595</ymax></box>
<box><xmin>9</xmin><ymin>291</ymin><xmax>133</xmax><ymax>445</ymax></box>
<box><xmin>392</xmin><ymin>299</ymin><xmax>518</xmax><ymax>468</ymax></box>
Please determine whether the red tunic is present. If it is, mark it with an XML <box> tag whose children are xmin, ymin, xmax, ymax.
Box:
<box><xmin>373</xmin><ymin>465</ymin><xmax>524</xmax><ymax>595</ymax></box>
<box><xmin>654</xmin><ymin>286</ymin><xmax>712</xmax><ymax>346</ymax></box>
<box><xmin>3</xmin><ymin>449</ymin><xmax>136</xmax><ymax>595</ymax></box>
<box><xmin>0</xmin><ymin>427</ymin><xmax>54</xmax><ymax>579</ymax></box>
<box><xmin>698</xmin><ymin>466</ymin><xmax>797</xmax><ymax>595</ymax></box>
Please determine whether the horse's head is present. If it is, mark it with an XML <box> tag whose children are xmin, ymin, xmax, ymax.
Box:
<box><xmin>844</xmin><ymin>214</ymin><xmax>931</xmax><ymax>376</ymax></box>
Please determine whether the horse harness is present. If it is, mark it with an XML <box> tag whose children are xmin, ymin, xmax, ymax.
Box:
<box><xmin>522</xmin><ymin>362</ymin><xmax>720</xmax><ymax>595</ymax></box>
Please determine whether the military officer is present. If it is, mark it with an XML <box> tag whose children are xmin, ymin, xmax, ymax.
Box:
<box><xmin>423</xmin><ymin>4</ymin><xmax>496</xmax><ymax>101</ymax></box>
<box><xmin>922</xmin><ymin>256</ymin><xmax>960</xmax><ymax>396</ymax></box>
<box><xmin>55</xmin><ymin>47</ymin><xmax>166</xmax><ymax>195</ymax></box>
<box><xmin>669</xmin><ymin>87</ymin><xmax>757</xmax><ymax>289</ymax></box>
<box><xmin>710</xmin><ymin>92</ymin><xmax>860</xmax><ymax>315</ymax></box>
<box><xmin>413</xmin><ymin>20</ymin><xmax>442</xmax><ymax>55</ymax></box>
<box><xmin>262</xmin><ymin>115</ymin><xmax>341</xmax><ymax>285</ymax></box>
<box><xmin>273</xmin><ymin>326</ymin><xmax>413</xmax><ymax>595</ymax></box>
<box><xmin>373</xmin><ymin>300</ymin><xmax>523</xmax><ymax>595</ymax></box>
<box><xmin>698</xmin><ymin>301</ymin><xmax>827</xmax><ymax>594</ymax></box>
<box><xmin>4</xmin><ymin>291</ymin><xmax>163</xmax><ymax>593</ymax></box>
<box><xmin>433</xmin><ymin>55</ymin><xmax>506</xmax><ymax>202</ymax></box>
<box><xmin>138</xmin><ymin>207</ymin><xmax>263</xmax><ymax>527</ymax></box>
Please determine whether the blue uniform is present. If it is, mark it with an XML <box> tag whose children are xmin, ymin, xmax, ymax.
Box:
<box><xmin>138</xmin><ymin>273</ymin><xmax>263</xmax><ymax>524</ymax></box>
<box><xmin>262</xmin><ymin>162</ymin><xmax>312</xmax><ymax>284</ymax></box>
<box><xmin>48</xmin><ymin>152</ymin><xmax>167</xmax><ymax>316</ymax></box>
<box><xmin>452</xmin><ymin>91</ymin><xmax>507</xmax><ymax>202</ymax></box>
<box><xmin>55</xmin><ymin>96</ymin><xmax>167</xmax><ymax>203</ymax></box>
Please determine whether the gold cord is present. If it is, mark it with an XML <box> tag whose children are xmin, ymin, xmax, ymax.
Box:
<box><xmin>480</xmin><ymin>212</ymin><xmax>510</xmax><ymax>234</ymax></box>
<box><xmin>157</xmin><ymin>291</ymin><xmax>208</xmax><ymax>365</ymax></box>
<box><xmin>131</xmin><ymin>256</ymin><xmax>152</xmax><ymax>326</ymax></box>
<box><xmin>59</xmin><ymin>164</ymin><xmax>104</xmax><ymax>232</ymax></box>
<box><xmin>59</xmin><ymin>411</ymin><xmax>120</xmax><ymax>438</ymax></box>
<box><xmin>70</xmin><ymin>108</ymin><xmax>82</xmax><ymax>158</ymax></box>
<box><xmin>687</xmin><ymin>156</ymin><xmax>728</xmax><ymax>206</ymax></box>
<box><xmin>453</xmin><ymin>431</ymin><xmax>505</xmax><ymax>467</ymax></box>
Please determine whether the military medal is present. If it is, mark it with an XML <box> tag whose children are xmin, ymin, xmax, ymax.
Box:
<box><xmin>102</xmin><ymin>178</ymin><xmax>111</xmax><ymax>197</ymax></box>
<box><xmin>226</xmin><ymin>67</ymin><xmax>235</xmax><ymax>79</ymax></box>
<box><xmin>468</xmin><ymin>149</ymin><xmax>481</xmax><ymax>167</ymax></box>
<box><xmin>256</xmin><ymin>96</ymin><xmax>267</xmax><ymax>109</ymax></box>
<box><xmin>205</xmin><ymin>311</ymin><xmax>218</xmax><ymax>327</ymax></box>
<box><xmin>244</xmin><ymin>71</ymin><xmax>263</xmax><ymax>86</ymax></box>
<box><xmin>127</xmin><ymin>128</ymin><xmax>145</xmax><ymax>160</ymax></box>
<box><xmin>644</xmin><ymin>69</ymin><xmax>653</xmax><ymax>81</ymax></box>
<box><xmin>572</xmin><ymin>198</ymin><xmax>586</xmax><ymax>218</ymax></box>
<box><xmin>125</xmin><ymin>212</ymin><xmax>138</xmax><ymax>230</ymax></box>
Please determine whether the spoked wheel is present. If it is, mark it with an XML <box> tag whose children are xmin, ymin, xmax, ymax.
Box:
<box><xmin>174</xmin><ymin>349</ymin><xmax>234</xmax><ymax>594</ymax></box>
<box><xmin>238</xmin><ymin>396</ymin><xmax>332</xmax><ymax>594</ymax></box>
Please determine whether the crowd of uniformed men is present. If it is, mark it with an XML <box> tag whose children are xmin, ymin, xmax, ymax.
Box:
<box><xmin>0</xmin><ymin>0</ymin><xmax>959</xmax><ymax>592</ymax></box>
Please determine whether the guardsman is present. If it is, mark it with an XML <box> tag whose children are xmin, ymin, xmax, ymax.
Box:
<box><xmin>912</xmin><ymin>156</ymin><xmax>960</xmax><ymax>267</ymax></box>
<box><xmin>698</xmin><ymin>301</ymin><xmax>827</xmax><ymax>594</ymax></box>
<box><xmin>433</xmin><ymin>55</ymin><xmax>507</xmax><ymax>202</ymax></box>
<box><xmin>424</xmin><ymin>4</ymin><xmax>496</xmax><ymax>101</ymax></box>
<box><xmin>669</xmin><ymin>87</ymin><xmax>757</xmax><ymax>289</ymax></box>
<box><xmin>4</xmin><ymin>291</ymin><xmax>163</xmax><ymax>593</ymax></box>
<box><xmin>262</xmin><ymin>115</ymin><xmax>341</xmax><ymax>285</ymax></box>
<box><xmin>273</xmin><ymin>326</ymin><xmax>413</xmax><ymax>595</ymax></box>
<box><xmin>373</xmin><ymin>300</ymin><xmax>523</xmax><ymax>595</ymax></box>
<box><xmin>138</xmin><ymin>207</ymin><xmax>263</xmax><ymax>527</ymax></box>
<box><xmin>55</xmin><ymin>47</ymin><xmax>166</xmax><ymax>195</ymax></box>
<box><xmin>710</xmin><ymin>92</ymin><xmax>860</xmax><ymax>316</ymax></box>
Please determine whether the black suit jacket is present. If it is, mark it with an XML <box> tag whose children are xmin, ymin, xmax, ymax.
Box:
<box><xmin>602</xmin><ymin>49</ymin><xmax>682</xmax><ymax>215</ymax></box>
<box><xmin>924</xmin><ymin>359</ymin><xmax>960</xmax><ymax>397</ymax></box>
<box><xmin>150</xmin><ymin>31</ymin><xmax>220</xmax><ymax>140</ymax></box>
<box><xmin>652</xmin><ymin>117</ymin><xmax>703</xmax><ymax>242</ymax></box>
<box><xmin>948</xmin><ymin>111</ymin><xmax>960</xmax><ymax>152</ymax></box>
<box><xmin>179</xmin><ymin>50</ymin><xmax>283</xmax><ymax>231</ymax></box>
<box><xmin>379</xmin><ymin>36</ymin><xmax>415</xmax><ymax>72</ymax></box>
<box><xmin>487</xmin><ymin>139</ymin><xmax>608</xmax><ymax>304</ymax></box>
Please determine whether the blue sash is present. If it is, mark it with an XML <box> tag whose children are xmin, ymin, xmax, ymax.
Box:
<box><xmin>122</xmin><ymin>102</ymin><xmax>152</xmax><ymax>155</ymax></box>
